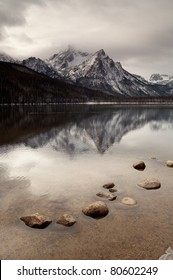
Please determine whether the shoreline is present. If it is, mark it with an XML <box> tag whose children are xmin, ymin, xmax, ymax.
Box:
<box><xmin>1</xmin><ymin>101</ymin><xmax>173</xmax><ymax>106</ymax></box>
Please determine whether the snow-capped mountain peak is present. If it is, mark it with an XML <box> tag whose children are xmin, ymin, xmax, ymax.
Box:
<box><xmin>62</xmin><ymin>49</ymin><xmax>158</xmax><ymax>97</ymax></box>
<box><xmin>149</xmin><ymin>73</ymin><xmax>173</xmax><ymax>84</ymax></box>
<box><xmin>46</xmin><ymin>46</ymin><xmax>91</xmax><ymax>72</ymax></box>
<box><xmin>1</xmin><ymin>46</ymin><xmax>171</xmax><ymax>98</ymax></box>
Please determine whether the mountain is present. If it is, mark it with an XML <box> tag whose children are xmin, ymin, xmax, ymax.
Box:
<box><xmin>0</xmin><ymin>61</ymin><xmax>117</xmax><ymax>104</ymax></box>
<box><xmin>1</xmin><ymin>47</ymin><xmax>173</xmax><ymax>99</ymax></box>
<box><xmin>149</xmin><ymin>74</ymin><xmax>173</xmax><ymax>85</ymax></box>
<box><xmin>46</xmin><ymin>46</ymin><xmax>90</xmax><ymax>73</ymax></box>
<box><xmin>61</xmin><ymin>49</ymin><xmax>161</xmax><ymax>97</ymax></box>
<box><xmin>0</xmin><ymin>53</ymin><xmax>16</xmax><ymax>63</ymax></box>
<box><xmin>149</xmin><ymin>73</ymin><xmax>173</xmax><ymax>96</ymax></box>
<box><xmin>46</xmin><ymin>47</ymin><xmax>172</xmax><ymax>97</ymax></box>
<box><xmin>22</xmin><ymin>57</ymin><xmax>60</xmax><ymax>79</ymax></box>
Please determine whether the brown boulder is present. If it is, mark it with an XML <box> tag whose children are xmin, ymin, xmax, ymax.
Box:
<box><xmin>166</xmin><ymin>160</ymin><xmax>173</xmax><ymax>168</ymax></box>
<box><xmin>102</xmin><ymin>182</ymin><xmax>115</xmax><ymax>189</ymax></box>
<box><xmin>138</xmin><ymin>179</ymin><xmax>161</xmax><ymax>190</ymax></box>
<box><xmin>56</xmin><ymin>214</ymin><xmax>76</xmax><ymax>227</ymax></box>
<box><xmin>133</xmin><ymin>161</ymin><xmax>146</xmax><ymax>171</ymax></box>
<box><xmin>82</xmin><ymin>201</ymin><xmax>109</xmax><ymax>218</ymax></box>
<box><xmin>96</xmin><ymin>191</ymin><xmax>117</xmax><ymax>201</ymax></box>
<box><xmin>109</xmin><ymin>188</ymin><xmax>117</xmax><ymax>193</ymax></box>
<box><xmin>20</xmin><ymin>213</ymin><xmax>52</xmax><ymax>229</ymax></box>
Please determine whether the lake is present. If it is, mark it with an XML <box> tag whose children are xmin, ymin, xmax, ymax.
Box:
<box><xmin>0</xmin><ymin>104</ymin><xmax>173</xmax><ymax>259</ymax></box>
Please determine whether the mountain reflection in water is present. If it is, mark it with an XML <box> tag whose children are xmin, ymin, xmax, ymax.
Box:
<box><xmin>1</xmin><ymin>105</ymin><xmax>173</xmax><ymax>260</ymax></box>
<box><xmin>0</xmin><ymin>105</ymin><xmax>173</xmax><ymax>154</ymax></box>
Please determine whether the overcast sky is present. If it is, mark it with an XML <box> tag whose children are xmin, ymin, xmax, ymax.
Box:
<box><xmin>0</xmin><ymin>0</ymin><xmax>173</xmax><ymax>78</ymax></box>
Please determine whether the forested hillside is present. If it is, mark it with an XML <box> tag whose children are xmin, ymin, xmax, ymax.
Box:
<box><xmin>0</xmin><ymin>61</ymin><xmax>116</xmax><ymax>104</ymax></box>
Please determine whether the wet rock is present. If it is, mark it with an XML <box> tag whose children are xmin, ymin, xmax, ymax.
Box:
<box><xmin>121</xmin><ymin>197</ymin><xmax>137</xmax><ymax>206</ymax></box>
<box><xmin>82</xmin><ymin>201</ymin><xmax>109</xmax><ymax>218</ymax></box>
<box><xmin>133</xmin><ymin>161</ymin><xmax>146</xmax><ymax>171</ymax></box>
<box><xmin>138</xmin><ymin>179</ymin><xmax>161</xmax><ymax>190</ymax></box>
<box><xmin>102</xmin><ymin>182</ymin><xmax>115</xmax><ymax>189</ymax></box>
<box><xmin>166</xmin><ymin>160</ymin><xmax>173</xmax><ymax>168</ymax></box>
<box><xmin>109</xmin><ymin>188</ymin><xmax>117</xmax><ymax>193</ymax></box>
<box><xmin>20</xmin><ymin>213</ymin><xmax>52</xmax><ymax>229</ymax></box>
<box><xmin>96</xmin><ymin>191</ymin><xmax>117</xmax><ymax>201</ymax></box>
<box><xmin>56</xmin><ymin>214</ymin><xmax>76</xmax><ymax>227</ymax></box>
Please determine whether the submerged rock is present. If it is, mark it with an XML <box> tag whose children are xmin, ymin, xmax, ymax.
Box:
<box><xmin>109</xmin><ymin>188</ymin><xmax>117</xmax><ymax>193</ymax></box>
<box><xmin>96</xmin><ymin>191</ymin><xmax>117</xmax><ymax>201</ymax></box>
<box><xmin>56</xmin><ymin>214</ymin><xmax>76</xmax><ymax>227</ymax></box>
<box><xmin>82</xmin><ymin>201</ymin><xmax>109</xmax><ymax>218</ymax></box>
<box><xmin>138</xmin><ymin>179</ymin><xmax>161</xmax><ymax>190</ymax></box>
<box><xmin>166</xmin><ymin>160</ymin><xmax>173</xmax><ymax>168</ymax></box>
<box><xmin>133</xmin><ymin>161</ymin><xmax>146</xmax><ymax>171</ymax></box>
<box><xmin>20</xmin><ymin>213</ymin><xmax>52</xmax><ymax>229</ymax></box>
<box><xmin>102</xmin><ymin>182</ymin><xmax>115</xmax><ymax>189</ymax></box>
<box><xmin>121</xmin><ymin>197</ymin><xmax>137</xmax><ymax>206</ymax></box>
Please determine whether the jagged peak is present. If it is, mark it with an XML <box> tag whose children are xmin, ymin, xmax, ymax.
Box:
<box><xmin>95</xmin><ymin>49</ymin><xmax>106</xmax><ymax>56</ymax></box>
<box><xmin>23</xmin><ymin>57</ymin><xmax>46</xmax><ymax>63</ymax></box>
<box><xmin>48</xmin><ymin>46</ymin><xmax>89</xmax><ymax>61</ymax></box>
<box><xmin>22</xmin><ymin>56</ymin><xmax>46</xmax><ymax>65</ymax></box>
<box><xmin>23</xmin><ymin>56</ymin><xmax>37</xmax><ymax>60</ymax></box>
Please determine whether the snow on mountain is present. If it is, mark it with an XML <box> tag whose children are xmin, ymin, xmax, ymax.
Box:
<box><xmin>149</xmin><ymin>74</ymin><xmax>173</xmax><ymax>85</ymax></box>
<box><xmin>46</xmin><ymin>46</ymin><xmax>90</xmax><ymax>73</ymax></box>
<box><xmin>1</xmin><ymin>47</ymin><xmax>171</xmax><ymax>98</ymax></box>
<box><xmin>22</xmin><ymin>57</ymin><xmax>60</xmax><ymax>79</ymax></box>
<box><xmin>61</xmin><ymin>49</ymin><xmax>159</xmax><ymax>97</ymax></box>
<box><xmin>45</xmin><ymin>47</ymin><xmax>160</xmax><ymax>97</ymax></box>
<box><xmin>0</xmin><ymin>53</ymin><xmax>16</xmax><ymax>63</ymax></box>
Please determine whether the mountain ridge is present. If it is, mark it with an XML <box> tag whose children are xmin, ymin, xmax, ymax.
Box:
<box><xmin>0</xmin><ymin>47</ymin><xmax>173</xmax><ymax>98</ymax></box>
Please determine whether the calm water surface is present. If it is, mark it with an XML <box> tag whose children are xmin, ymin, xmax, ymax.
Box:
<box><xmin>0</xmin><ymin>105</ymin><xmax>173</xmax><ymax>259</ymax></box>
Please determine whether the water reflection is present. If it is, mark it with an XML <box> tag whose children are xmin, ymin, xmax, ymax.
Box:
<box><xmin>1</xmin><ymin>105</ymin><xmax>173</xmax><ymax>260</ymax></box>
<box><xmin>0</xmin><ymin>105</ymin><xmax>173</xmax><ymax>154</ymax></box>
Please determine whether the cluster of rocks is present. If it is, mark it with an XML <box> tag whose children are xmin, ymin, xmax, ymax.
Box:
<box><xmin>133</xmin><ymin>159</ymin><xmax>173</xmax><ymax>170</ymax></box>
<box><xmin>20</xmin><ymin>182</ymin><xmax>136</xmax><ymax>229</ymax></box>
<box><xmin>133</xmin><ymin>159</ymin><xmax>173</xmax><ymax>189</ymax></box>
<box><xmin>20</xmin><ymin>159</ymin><xmax>172</xmax><ymax>229</ymax></box>
<box><xmin>20</xmin><ymin>213</ymin><xmax>77</xmax><ymax>229</ymax></box>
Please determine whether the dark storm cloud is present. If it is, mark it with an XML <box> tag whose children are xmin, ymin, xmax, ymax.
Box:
<box><xmin>0</xmin><ymin>0</ymin><xmax>43</xmax><ymax>38</ymax></box>
<box><xmin>0</xmin><ymin>0</ymin><xmax>173</xmax><ymax>77</ymax></box>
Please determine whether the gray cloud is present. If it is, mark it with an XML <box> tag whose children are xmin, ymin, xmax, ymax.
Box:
<box><xmin>0</xmin><ymin>0</ymin><xmax>43</xmax><ymax>40</ymax></box>
<box><xmin>0</xmin><ymin>0</ymin><xmax>173</xmax><ymax>78</ymax></box>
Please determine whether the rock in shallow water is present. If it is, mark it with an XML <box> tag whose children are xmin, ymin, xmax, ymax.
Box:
<box><xmin>56</xmin><ymin>214</ymin><xmax>76</xmax><ymax>227</ymax></box>
<box><xmin>96</xmin><ymin>191</ymin><xmax>117</xmax><ymax>201</ymax></box>
<box><xmin>109</xmin><ymin>188</ymin><xmax>117</xmax><ymax>193</ymax></box>
<box><xmin>138</xmin><ymin>179</ymin><xmax>161</xmax><ymax>190</ymax></box>
<box><xmin>102</xmin><ymin>182</ymin><xmax>115</xmax><ymax>189</ymax></box>
<box><xmin>82</xmin><ymin>201</ymin><xmax>109</xmax><ymax>218</ymax></box>
<box><xmin>20</xmin><ymin>213</ymin><xmax>52</xmax><ymax>229</ymax></box>
<box><xmin>121</xmin><ymin>197</ymin><xmax>137</xmax><ymax>206</ymax></box>
<box><xmin>133</xmin><ymin>161</ymin><xmax>146</xmax><ymax>171</ymax></box>
<box><xmin>166</xmin><ymin>160</ymin><xmax>173</xmax><ymax>168</ymax></box>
